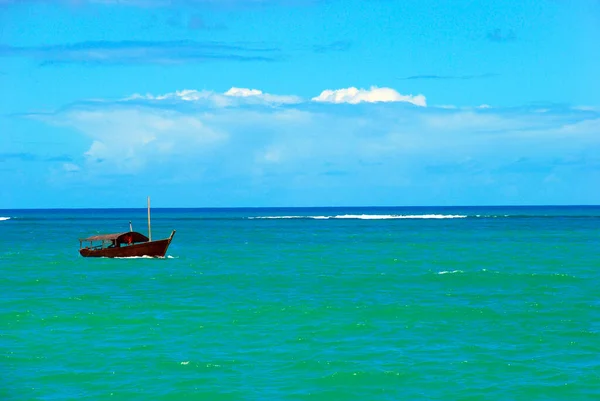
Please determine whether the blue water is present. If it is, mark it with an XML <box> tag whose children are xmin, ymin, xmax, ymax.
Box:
<box><xmin>1</xmin><ymin>206</ymin><xmax>600</xmax><ymax>400</ymax></box>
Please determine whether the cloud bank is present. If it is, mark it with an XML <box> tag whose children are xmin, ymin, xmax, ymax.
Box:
<box><xmin>23</xmin><ymin>85</ymin><xmax>600</xmax><ymax>206</ymax></box>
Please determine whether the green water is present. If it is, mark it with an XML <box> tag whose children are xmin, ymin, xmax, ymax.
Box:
<box><xmin>1</xmin><ymin>207</ymin><xmax>599</xmax><ymax>399</ymax></box>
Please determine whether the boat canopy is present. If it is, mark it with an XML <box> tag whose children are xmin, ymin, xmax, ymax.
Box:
<box><xmin>79</xmin><ymin>231</ymin><xmax>149</xmax><ymax>243</ymax></box>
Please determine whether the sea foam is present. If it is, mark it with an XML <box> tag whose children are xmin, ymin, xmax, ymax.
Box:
<box><xmin>0</xmin><ymin>217</ymin><xmax>11</xmax><ymax>221</ymax></box>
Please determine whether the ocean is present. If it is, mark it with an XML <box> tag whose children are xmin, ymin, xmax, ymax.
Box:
<box><xmin>1</xmin><ymin>206</ymin><xmax>599</xmax><ymax>400</ymax></box>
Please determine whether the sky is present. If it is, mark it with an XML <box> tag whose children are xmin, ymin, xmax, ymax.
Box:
<box><xmin>1</xmin><ymin>0</ymin><xmax>599</xmax><ymax>208</ymax></box>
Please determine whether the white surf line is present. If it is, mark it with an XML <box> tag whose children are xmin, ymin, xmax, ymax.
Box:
<box><xmin>249</xmin><ymin>214</ymin><xmax>467</xmax><ymax>220</ymax></box>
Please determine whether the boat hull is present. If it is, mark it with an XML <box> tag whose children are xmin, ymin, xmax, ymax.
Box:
<box><xmin>80</xmin><ymin>236</ymin><xmax>173</xmax><ymax>258</ymax></box>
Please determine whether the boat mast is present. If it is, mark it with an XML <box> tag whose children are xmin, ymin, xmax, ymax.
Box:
<box><xmin>147</xmin><ymin>196</ymin><xmax>152</xmax><ymax>241</ymax></box>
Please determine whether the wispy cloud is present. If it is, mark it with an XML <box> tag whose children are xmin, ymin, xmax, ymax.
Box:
<box><xmin>0</xmin><ymin>152</ymin><xmax>73</xmax><ymax>162</ymax></box>
<box><xmin>63</xmin><ymin>163</ymin><xmax>81</xmax><ymax>173</ymax></box>
<box><xmin>0</xmin><ymin>152</ymin><xmax>38</xmax><ymax>162</ymax></box>
<box><xmin>401</xmin><ymin>73</ymin><xmax>499</xmax><ymax>81</ymax></box>
<box><xmin>0</xmin><ymin>0</ymin><xmax>321</xmax><ymax>8</ymax></box>
<box><xmin>187</xmin><ymin>14</ymin><xmax>227</xmax><ymax>30</ymax></box>
<box><xmin>47</xmin><ymin>155</ymin><xmax>75</xmax><ymax>162</ymax></box>
<box><xmin>486</xmin><ymin>28</ymin><xmax>517</xmax><ymax>43</ymax></box>
<box><xmin>313</xmin><ymin>40</ymin><xmax>352</xmax><ymax>53</ymax></box>
<box><xmin>0</xmin><ymin>40</ymin><xmax>282</xmax><ymax>65</ymax></box>
<box><xmin>165</xmin><ymin>12</ymin><xmax>227</xmax><ymax>30</ymax></box>
<box><xmin>126</xmin><ymin>87</ymin><xmax>302</xmax><ymax>106</ymax></box>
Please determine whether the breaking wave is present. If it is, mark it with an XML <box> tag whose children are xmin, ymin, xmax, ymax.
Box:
<box><xmin>0</xmin><ymin>217</ymin><xmax>10</xmax><ymax>221</ymax></box>
<box><xmin>249</xmin><ymin>214</ymin><xmax>467</xmax><ymax>220</ymax></box>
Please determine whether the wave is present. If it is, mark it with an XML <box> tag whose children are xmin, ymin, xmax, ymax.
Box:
<box><xmin>249</xmin><ymin>214</ymin><xmax>467</xmax><ymax>220</ymax></box>
<box><xmin>0</xmin><ymin>217</ymin><xmax>10</xmax><ymax>221</ymax></box>
<box><xmin>434</xmin><ymin>269</ymin><xmax>579</xmax><ymax>281</ymax></box>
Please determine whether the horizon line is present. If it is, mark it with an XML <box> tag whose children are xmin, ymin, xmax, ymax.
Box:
<box><xmin>1</xmin><ymin>204</ymin><xmax>600</xmax><ymax>211</ymax></box>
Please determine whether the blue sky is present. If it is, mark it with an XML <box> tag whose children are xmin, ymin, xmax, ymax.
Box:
<box><xmin>1</xmin><ymin>0</ymin><xmax>599</xmax><ymax>208</ymax></box>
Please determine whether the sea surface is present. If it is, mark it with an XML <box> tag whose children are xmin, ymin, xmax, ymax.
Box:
<box><xmin>1</xmin><ymin>206</ymin><xmax>600</xmax><ymax>400</ymax></box>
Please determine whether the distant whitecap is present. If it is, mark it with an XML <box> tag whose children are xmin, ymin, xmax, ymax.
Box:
<box><xmin>334</xmin><ymin>214</ymin><xmax>467</xmax><ymax>219</ymax></box>
<box><xmin>249</xmin><ymin>214</ymin><xmax>467</xmax><ymax>220</ymax></box>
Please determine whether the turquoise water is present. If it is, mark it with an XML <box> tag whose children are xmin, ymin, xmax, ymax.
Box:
<box><xmin>1</xmin><ymin>206</ymin><xmax>600</xmax><ymax>400</ymax></box>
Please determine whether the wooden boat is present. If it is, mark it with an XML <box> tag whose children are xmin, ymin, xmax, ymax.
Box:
<box><xmin>79</xmin><ymin>197</ymin><xmax>175</xmax><ymax>258</ymax></box>
<box><xmin>79</xmin><ymin>230</ymin><xmax>175</xmax><ymax>258</ymax></box>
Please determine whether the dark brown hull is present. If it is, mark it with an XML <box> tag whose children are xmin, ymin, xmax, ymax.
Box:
<box><xmin>80</xmin><ymin>237</ymin><xmax>173</xmax><ymax>258</ymax></box>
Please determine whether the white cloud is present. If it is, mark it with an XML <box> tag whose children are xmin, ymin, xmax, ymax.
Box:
<box><xmin>157</xmin><ymin>89</ymin><xmax>211</xmax><ymax>102</ymax></box>
<box><xmin>311</xmin><ymin>86</ymin><xmax>427</xmax><ymax>107</ymax></box>
<box><xmin>224</xmin><ymin>87</ymin><xmax>302</xmax><ymax>104</ymax></box>
<box><xmin>225</xmin><ymin>87</ymin><xmax>263</xmax><ymax>97</ymax></box>
<box><xmin>126</xmin><ymin>89</ymin><xmax>223</xmax><ymax>105</ymax></box>
<box><xmin>127</xmin><ymin>87</ymin><xmax>302</xmax><ymax>107</ymax></box>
